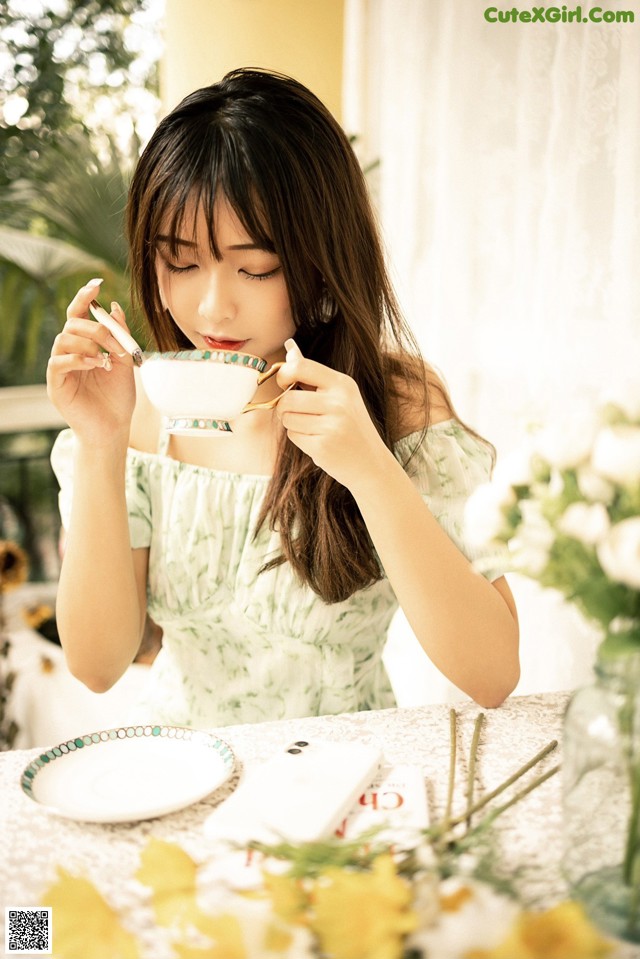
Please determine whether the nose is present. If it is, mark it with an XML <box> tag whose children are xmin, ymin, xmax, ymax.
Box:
<box><xmin>197</xmin><ymin>267</ymin><xmax>236</xmax><ymax>324</ymax></box>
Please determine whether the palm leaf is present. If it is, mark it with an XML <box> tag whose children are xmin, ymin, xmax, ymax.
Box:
<box><xmin>2</xmin><ymin>132</ymin><xmax>135</xmax><ymax>276</ymax></box>
<box><xmin>0</xmin><ymin>132</ymin><xmax>139</xmax><ymax>382</ymax></box>
<box><xmin>0</xmin><ymin>231</ymin><xmax>116</xmax><ymax>380</ymax></box>
<box><xmin>0</xmin><ymin>227</ymin><xmax>108</xmax><ymax>282</ymax></box>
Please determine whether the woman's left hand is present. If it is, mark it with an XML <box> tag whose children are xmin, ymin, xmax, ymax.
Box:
<box><xmin>275</xmin><ymin>339</ymin><xmax>391</xmax><ymax>490</ymax></box>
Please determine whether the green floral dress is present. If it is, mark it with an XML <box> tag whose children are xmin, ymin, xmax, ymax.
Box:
<box><xmin>51</xmin><ymin>421</ymin><xmax>506</xmax><ymax>729</ymax></box>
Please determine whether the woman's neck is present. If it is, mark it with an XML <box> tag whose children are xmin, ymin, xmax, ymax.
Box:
<box><xmin>166</xmin><ymin>408</ymin><xmax>281</xmax><ymax>475</ymax></box>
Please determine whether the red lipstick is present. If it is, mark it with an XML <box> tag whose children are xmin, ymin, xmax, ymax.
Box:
<box><xmin>202</xmin><ymin>336</ymin><xmax>248</xmax><ymax>351</ymax></box>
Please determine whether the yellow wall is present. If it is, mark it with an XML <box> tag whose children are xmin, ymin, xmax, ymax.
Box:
<box><xmin>161</xmin><ymin>0</ymin><xmax>344</xmax><ymax>120</ymax></box>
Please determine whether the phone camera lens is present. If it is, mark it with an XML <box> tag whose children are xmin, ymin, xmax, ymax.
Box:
<box><xmin>294</xmin><ymin>741</ymin><xmax>309</xmax><ymax>747</ymax></box>
<box><xmin>287</xmin><ymin>747</ymin><xmax>302</xmax><ymax>754</ymax></box>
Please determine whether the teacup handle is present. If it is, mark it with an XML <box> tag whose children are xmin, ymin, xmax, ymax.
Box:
<box><xmin>242</xmin><ymin>361</ymin><xmax>294</xmax><ymax>413</ymax></box>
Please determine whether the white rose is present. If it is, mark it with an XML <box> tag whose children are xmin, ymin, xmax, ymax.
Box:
<box><xmin>558</xmin><ymin>502</ymin><xmax>610</xmax><ymax>546</ymax></box>
<box><xmin>592</xmin><ymin>425</ymin><xmax>640</xmax><ymax>486</ymax></box>
<box><xmin>601</xmin><ymin>380</ymin><xmax>640</xmax><ymax>422</ymax></box>
<box><xmin>463</xmin><ymin>482</ymin><xmax>515</xmax><ymax>548</ymax></box>
<box><xmin>576</xmin><ymin>464</ymin><xmax>616</xmax><ymax>504</ymax></box>
<box><xmin>510</xmin><ymin>499</ymin><xmax>554</xmax><ymax>575</ymax></box>
<box><xmin>597</xmin><ymin>517</ymin><xmax>640</xmax><ymax>590</ymax></box>
<box><xmin>534</xmin><ymin>416</ymin><xmax>597</xmax><ymax>470</ymax></box>
<box><xmin>492</xmin><ymin>443</ymin><xmax>536</xmax><ymax>488</ymax></box>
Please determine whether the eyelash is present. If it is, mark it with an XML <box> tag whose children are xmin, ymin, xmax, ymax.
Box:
<box><xmin>240</xmin><ymin>268</ymin><xmax>280</xmax><ymax>281</ymax></box>
<box><xmin>164</xmin><ymin>262</ymin><xmax>196</xmax><ymax>274</ymax></box>
<box><xmin>162</xmin><ymin>262</ymin><xmax>280</xmax><ymax>281</ymax></box>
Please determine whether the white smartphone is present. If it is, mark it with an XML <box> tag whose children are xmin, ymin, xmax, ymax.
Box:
<box><xmin>203</xmin><ymin>738</ymin><xmax>383</xmax><ymax>845</ymax></box>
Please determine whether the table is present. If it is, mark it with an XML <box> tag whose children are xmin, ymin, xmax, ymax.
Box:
<box><xmin>1</xmin><ymin>693</ymin><xmax>638</xmax><ymax>958</ymax></box>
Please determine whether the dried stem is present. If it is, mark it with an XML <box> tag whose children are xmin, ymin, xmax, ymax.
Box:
<box><xmin>463</xmin><ymin>764</ymin><xmax>561</xmax><ymax>838</ymax></box>
<box><xmin>466</xmin><ymin>712</ymin><xmax>485</xmax><ymax>828</ymax></box>
<box><xmin>447</xmin><ymin>739</ymin><xmax>559</xmax><ymax>829</ymax></box>
<box><xmin>442</xmin><ymin>708</ymin><xmax>457</xmax><ymax>834</ymax></box>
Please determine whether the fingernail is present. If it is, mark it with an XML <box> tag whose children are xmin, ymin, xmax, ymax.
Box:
<box><xmin>284</xmin><ymin>338</ymin><xmax>301</xmax><ymax>360</ymax></box>
<box><xmin>85</xmin><ymin>277</ymin><xmax>104</xmax><ymax>289</ymax></box>
<box><xmin>110</xmin><ymin>301</ymin><xmax>121</xmax><ymax>313</ymax></box>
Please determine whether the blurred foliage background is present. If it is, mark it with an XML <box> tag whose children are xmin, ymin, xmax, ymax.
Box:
<box><xmin>0</xmin><ymin>0</ymin><xmax>162</xmax><ymax>387</ymax></box>
<box><xmin>0</xmin><ymin>0</ymin><xmax>162</xmax><ymax>580</ymax></box>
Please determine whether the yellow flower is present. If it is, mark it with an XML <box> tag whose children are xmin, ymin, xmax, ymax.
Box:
<box><xmin>261</xmin><ymin>870</ymin><xmax>310</xmax><ymax>925</ymax></box>
<box><xmin>470</xmin><ymin>900</ymin><xmax>613</xmax><ymax>959</ymax></box>
<box><xmin>263</xmin><ymin>921</ymin><xmax>294</xmax><ymax>953</ymax></box>
<box><xmin>135</xmin><ymin>837</ymin><xmax>203</xmax><ymax>930</ymax></box>
<box><xmin>0</xmin><ymin>539</ymin><xmax>28</xmax><ymax>591</ymax></box>
<box><xmin>311</xmin><ymin>854</ymin><xmax>417</xmax><ymax>959</ymax></box>
<box><xmin>42</xmin><ymin>866</ymin><xmax>140</xmax><ymax>959</ymax></box>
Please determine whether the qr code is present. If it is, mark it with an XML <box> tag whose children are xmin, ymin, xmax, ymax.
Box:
<box><xmin>4</xmin><ymin>908</ymin><xmax>52</xmax><ymax>955</ymax></box>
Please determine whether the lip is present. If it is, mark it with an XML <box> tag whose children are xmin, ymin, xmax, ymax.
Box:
<box><xmin>202</xmin><ymin>336</ymin><xmax>248</xmax><ymax>351</ymax></box>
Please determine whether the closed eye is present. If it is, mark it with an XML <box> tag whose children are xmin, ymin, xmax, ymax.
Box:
<box><xmin>240</xmin><ymin>267</ymin><xmax>281</xmax><ymax>281</ymax></box>
<box><xmin>164</xmin><ymin>261</ymin><xmax>197</xmax><ymax>274</ymax></box>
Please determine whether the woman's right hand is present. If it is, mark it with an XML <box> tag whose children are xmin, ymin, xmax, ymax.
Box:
<box><xmin>47</xmin><ymin>278</ymin><xmax>137</xmax><ymax>448</ymax></box>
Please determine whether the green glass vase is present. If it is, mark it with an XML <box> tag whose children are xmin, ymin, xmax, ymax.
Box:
<box><xmin>563</xmin><ymin>648</ymin><xmax>640</xmax><ymax>942</ymax></box>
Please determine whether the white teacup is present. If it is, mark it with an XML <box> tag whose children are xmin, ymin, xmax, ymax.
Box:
<box><xmin>139</xmin><ymin>349</ymin><xmax>288</xmax><ymax>434</ymax></box>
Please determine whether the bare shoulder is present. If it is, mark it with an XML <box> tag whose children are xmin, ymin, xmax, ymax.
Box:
<box><xmin>129</xmin><ymin>369</ymin><xmax>163</xmax><ymax>453</ymax></box>
<box><xmin>388</xmin><ymin>354</ymin><xmax>455</xmax><ymax>438</ymax></box>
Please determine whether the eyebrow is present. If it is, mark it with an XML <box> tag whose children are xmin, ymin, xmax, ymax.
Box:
<box><xmin>156</xmin><ymin>235</ymin><xmax>270</xmax><ymax>252</ymax></box>
<box><xmin>156</xmin><ymin>235</ymin><xmax>197</xmax><ymax>248</ymax></box>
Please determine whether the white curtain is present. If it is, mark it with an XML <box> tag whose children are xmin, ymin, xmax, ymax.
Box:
<box><xmin>344</xmin><ymin>1</ymin><xmax>640</xmax><ymax>702</ymax></box>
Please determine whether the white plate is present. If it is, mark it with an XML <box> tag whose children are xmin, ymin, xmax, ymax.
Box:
<box><xmin>20</xmin><ymin>725</ymin><xmax>236</xmax><ymax>823</ymax></box>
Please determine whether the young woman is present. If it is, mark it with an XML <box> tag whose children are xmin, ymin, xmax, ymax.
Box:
<box><xmin>47</xmin><ymin>68</ymin><xmax>519</xmax><ymax>728</ymax></box>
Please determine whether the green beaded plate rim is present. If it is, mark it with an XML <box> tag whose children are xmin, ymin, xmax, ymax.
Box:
<box><xmin>144</xmin><ymin>349</ymin><xmax>267</xmax><ymax>371</ymax></box>
<box><xmin>20</xmin><ymin>725</ymin><xmax>236</xmax><ymax>796</ymax></box>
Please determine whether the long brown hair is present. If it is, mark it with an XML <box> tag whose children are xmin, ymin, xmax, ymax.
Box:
<box><xmin>127</xmin><ymin>68</ymin><xmax>431</xmax><ymax>602</ymax></box>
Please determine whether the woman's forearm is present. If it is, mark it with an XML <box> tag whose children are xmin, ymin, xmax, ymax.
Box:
<box><xmin>56</xmin><ymin>440</ymin><xmax>145</xmax><ymax>691</ymax></box>
<box><xmin>350</xmin><ymin>448</ymin><xmax>520</xmax><ymax>707</ymax></box>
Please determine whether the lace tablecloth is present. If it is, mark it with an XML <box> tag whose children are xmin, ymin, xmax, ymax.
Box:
<box><xmin>1</xmin><ymin>692</ymin><xmax>638</xmax><ymax>958</ymax></box>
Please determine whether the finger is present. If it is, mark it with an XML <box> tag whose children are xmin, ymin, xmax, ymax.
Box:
<box><xmin>283</xmin><ymin>430</ymin><xmax>321</xmax><ymax>460</ymax></box>
<box><xmin>46</xmin><ymin>353</ymin><xmax>111</xmax><ymax>390</ymax></box>
<box><xmin>52</xmin><ymin>327</ymin><xmax>122</xmax><ymax>358</ymax></box>
<box><xmin>66</xmin><ymin>277</ymin><xmax>105</xmax><ymax>321</ymax></box>
<box><xmin>94</xmin><ymin>302</ymin><xmax>138</xmax><ymax>364</ymax></box>
<box><xmin>276</xmin><ymin>389</ymin><xmax>327</xmax><ymax>416</ymax></box>
<box><xmin>109</xmin><ymin>300</ymin><xmax>132</xmax><ymax>331</ymax></box>
<box><xmin>277</xmin><ymin>338</ymin><xmax>342</xmax><ymax>391</ymax></box>
<box><xmin>280</xmin><ymin>411</ymin><xmax>324</xmax><ymax>434</ymax></box>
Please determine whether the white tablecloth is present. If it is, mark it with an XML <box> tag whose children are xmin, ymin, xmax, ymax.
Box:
<box><xmin>1</xmin><ymin>693</ymin><xmax>638</xmax><ymax>958</ymax></box>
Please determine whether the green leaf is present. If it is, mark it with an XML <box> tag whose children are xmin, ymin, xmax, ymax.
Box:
<box><xmin>0</xmin><ymin>131</ymin><xmax>136</xmax><ymax>383</ymax></box>
<box><xmin>539</xmin><ymin>535</ymin><xmax>636</xmax><ymax>630</ymax></box>
<box><xmin>0</xmin><ymin>227</ymin><xmax>107</xmax><ymax>282</ymax></box>
<box><xmin>599</xmin><ymin>631</ymin><xmax>640</xmax><ymax>658</ymax></box>
<box><xmin>0</xmin><ymin>266</ymin><xmax>26</xmax><ymax>355</ymax></box>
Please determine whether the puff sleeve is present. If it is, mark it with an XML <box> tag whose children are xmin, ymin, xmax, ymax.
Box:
<box><xmin>395</xmin><ymin>421</ymin><xmax>510</xmax><ymax>582</ymax></box>
<box><xmin>50</xmin><ymin>428</ymin><xmax>153</xmax><ymax>550</ymax></box>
